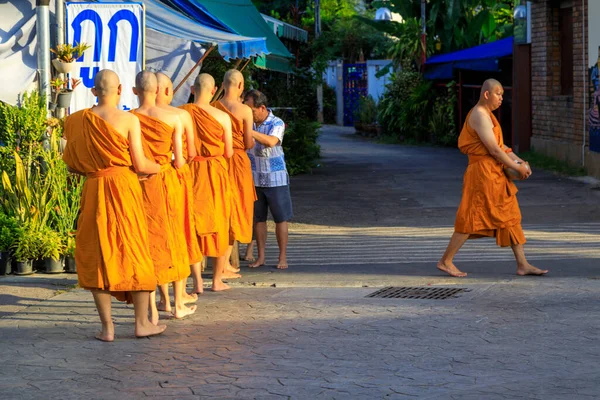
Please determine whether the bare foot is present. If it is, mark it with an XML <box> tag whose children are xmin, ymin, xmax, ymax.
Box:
<box><xmin>182</xmin><ymin>292</ymin><xmax>198</xmax><ymax>303</ymax></box>
<box><xmin>135</xmin><ymin>322</ymin><xmax>167</xmax><ymax>338</ymax></box>
<box><xmin>242</xmin><ymin>254</ymin><xmax>255</xmax><ymax>262</ymax></box>
<box><xmin>173</xmin><ymin>304</ymin><xmax>197</xmax><ymax>319</ymax></box>
<box><xmin>248</xmin><ymin>259</ymin><xmax>265</xmax><ymax>268</ymax></box>
<box><xmin>95</xmin><ymin>323</ymin><xmax>114</xmax><ymax>342</ymax></box>
<box><xmin>226</xmin><ymin>264</ymin><xmax>240</xmax><ymax>274</ymax></box>
<box><xmin>517</xmin><ymin>263</ymin><xmax>548</xmax><ymax>276</ymax></box>
<box><xmin>222</xmin><ymin>272</ymin><xmax>242</xmax><ymax>279</ymax></box>
<box><xmin>211</xmin><ymin>281</ymin><xmax>231</xmax><ymax>292</ymax></box>
<box><xmin>437</xmin><ymin>261</ymin><xmax>468</xmax><ymax>277</ymax></box>
<box><xmin>157</xmin><ymin>300</ymin><xmax>172</xmax><ymax>312</ymax></box>
<box><xmin>276</xmin><ymin>260</ymin><xmax>288</xmax><ymax>270</ymax></box>
<box><xmin>149</xmin><ymin>306</ymin><xmax>159</xmax><ymax>326</ymax></box>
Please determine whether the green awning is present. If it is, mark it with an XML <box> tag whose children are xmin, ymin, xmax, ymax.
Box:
<box><xmin>196</xmin><ymin>0</ymin><xmax>294</xmax><ymax>72</ymax></box>
<box><xmin>254</xmin><ymin>54</ymin><xmax>295</xmax><ymax>74</ymax></box>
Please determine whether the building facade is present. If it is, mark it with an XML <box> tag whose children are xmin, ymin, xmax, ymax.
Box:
<box><xmin>529</xmin><ymin>0</ymin><xmax>600</xmax><ymax>177</ymax></box>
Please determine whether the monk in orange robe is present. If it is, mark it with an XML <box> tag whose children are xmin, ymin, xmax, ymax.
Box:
<box><xmin>62</xmin><ymin>69</ymin><xmax>166</xmax><ymax>341</ymax></box>
<box><xmin>212</xmin><ymin>69</ymin><xmax>256</xmax><ymax>278</ymax></box>
<box><xmin>180</xmin><ymin>73</ymin><xmax>233</xmax><ymax>292</ymax></box>
<box><xmin>130</xmin><ymin>71</ymin><xmax>196</xmax><ymax>321</ymax></box>
<box><xmin>437</xmin><ymin>79</ymin><xmax>548</xmax><ymax>277</ymax></box>
<box><xmin>155</xmin><ymin>72</ymin><xmax>204</xmax><ymax>295</ymax></box>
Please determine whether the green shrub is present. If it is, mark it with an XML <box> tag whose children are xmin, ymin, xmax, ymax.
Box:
<box><xmin>428</xmin><ymin>81</ymin><xmax>458</xmax><ymax>146</ymax></box>
<box><xmin>11</xmin><ymin>222</ymin><xmax>41</xmax><ymax>262</ymax></box>
<box><xmin>354</xmin><ymin>95</ymin><xmax>377</xmax><ymax>125</ymax></box>
<box><xmin>38</xmin><ymin>225</ymin><xmax>64</xmax><ymax>261</ymax></box>
<box><xmin>282</xmin><ymin>116</ymin><xmax>321</xmax><ymax>176</ymax></box>
<box><xmin>0</xmin><ymin>212</ymin><xmax>19</xmax><ymax>253</ymax></box>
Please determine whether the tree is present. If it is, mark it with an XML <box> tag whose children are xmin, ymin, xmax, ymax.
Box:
<box><xmin>361</xmin><ymin>0</ymin><xmax>514</xmax><ymax>68</ymax></box>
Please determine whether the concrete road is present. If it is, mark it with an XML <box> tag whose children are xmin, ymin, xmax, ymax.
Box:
<box><xmin>1</xmin><ymin>125</ymin><xmax>599</xmax><ymax>399</ymax></box>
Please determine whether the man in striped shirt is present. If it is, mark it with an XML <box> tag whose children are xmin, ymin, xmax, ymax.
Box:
<box><xmin>243</xmin><ymin>90</ymin><xmax>293</xmax><ymax>269</ymax></box>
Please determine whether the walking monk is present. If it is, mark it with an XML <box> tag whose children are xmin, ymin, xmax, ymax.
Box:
<box><xmin>437</xmin><ymin>79</ymin><xmax>548</xmax><ymax>277</ymax></box>
<box><xmin>212</xmin><ymin>69</ymin><xmax>256</xmax><ymax>278</ymax></box>
<box><xmin>130</xmin><ymin>71</ymin><xmax>196</xmax><ymax>321</ymax></box>
<box><xmin>62</xmin><ymin>69</ymin><xmax>166</xmax><ymax>341</ymax></box>
<box><xmin>154</xmin><ymin>72</ymin><xmax>204</xmax><ymax>299</ymax></box>
<box><xmin>180</xmin><ymin>73</ymin><xmax>233</xmax><ymax>291</ymax></box>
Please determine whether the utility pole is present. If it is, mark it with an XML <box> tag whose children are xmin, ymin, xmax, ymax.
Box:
<box><xmin>56</xmin><ymin>0</ymin><xmax>66</xmax><ymax>118</ymax></box>
<box><xmin>420</xmin><ymin>0</ymin><xmax>426</xmax><ymax>71</ymax></box>
<box><xmin>315</xmin><ymin>0</ymin><xmax>323</xmax><ymax>123</ymax></box>
<box><xmin>36</xmin><ymin>0</ymin><xmax>52</xmax><ymax>111</ymax></box>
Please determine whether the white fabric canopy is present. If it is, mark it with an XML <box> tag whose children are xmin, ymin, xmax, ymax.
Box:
<box><xmin>0</xmin><ymin>0</ymin><xmax>54</xmax><ymax>105</ymax></box>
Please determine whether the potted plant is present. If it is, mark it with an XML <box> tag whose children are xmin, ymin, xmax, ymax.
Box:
<box><xmin>0</xmin><ymin>213</ymin><xmax>19</xmax><ymax>275</ymax></box>
<box><xmin>38</xmin><ymin>226</ymin><xmax>65</xmax><ymax>274</ymax></box>
<box><xmin>50</xmin><ymin>42</ymin><xmax>91</xmax><ymax>74</ymax></box>
<box><xmin>11</xmin><ymin>224</ymin><xmax>39</xmax><ymax>275</ymax></box>
<box><xmin>64</xmin><ymin>232</ymin><xmax>76</xmax><ymax>273</ymax></box>
<box><xmin>50</xmin><ymin>78</ymin><xmax>81</xmax><ymax>110</ymax></box>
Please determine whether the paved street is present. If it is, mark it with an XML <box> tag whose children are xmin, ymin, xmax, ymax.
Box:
<box><xmin>1</xmin><ymin>125</ymin><xmax>600</xmax><ymax>399</ymax></box>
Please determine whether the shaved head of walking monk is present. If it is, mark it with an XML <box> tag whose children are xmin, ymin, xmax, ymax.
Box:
<box><xmin>155</xmin><ymin>72</ymin><xmax>204</xmax><ymax>297</ymax></box>
<box><xmin>180</xmin><ymin>73</ymin><xmax>234</xmax><ymax>291</ymax></box>
<box><xmin>437</xmin><ymin>79</ymin><xmax>548</xmax><ymax>278</ymax></box>
<box><xmin>131</xmin><ymin>71</ymin><xmax>196</xmax><ymax>322</ymax></box>
<box><xmin>62</xmin><ymin>69</ymin><xmax>166</xmax><ymax>341</ymax></box>
<box><xmin>212</xmin><ymin>69</ymin><xmax>256</xmax><ymax>279</ymax></box>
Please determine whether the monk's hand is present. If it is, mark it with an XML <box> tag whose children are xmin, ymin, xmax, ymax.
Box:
<box><xmin>517</xmin><ymin>162</ymin><xmax>531</xmax><ymax>180</ymax></box>
<box><xmin>138</xmin><ymin>174</ymin><xmax>149</xmax><ymax>182</ymax></box>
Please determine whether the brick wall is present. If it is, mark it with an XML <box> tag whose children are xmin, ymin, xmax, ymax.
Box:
<box><xmin>531</xmin><ymin>0</ymin><xmax>587</xmax><ymax>146</ymax></box>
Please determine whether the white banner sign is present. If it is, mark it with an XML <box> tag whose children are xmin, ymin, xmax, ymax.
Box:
<box><xmin>66</xmin><ymin>2</ymin><xmax>144</xmax><ymax>112</ymax></box>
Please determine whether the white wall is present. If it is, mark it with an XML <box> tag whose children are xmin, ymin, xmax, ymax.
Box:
<box><xmin>589</xmin><ymin>0</ymin><xmax>600</xmax><ymax>68</ymax></box>
<box><xmin>366</xmin><ymin>59</ymin><xmax>392</xmax><ymax>103</ymax></box>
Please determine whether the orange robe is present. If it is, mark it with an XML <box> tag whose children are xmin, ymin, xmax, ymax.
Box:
<box><xmin>178</xmin><ymin>130</ymin><xmax>202</xmax><ymax>264</ymax></box>
<box><xmin>212</xmin><ymin>101</ymin><xmax>257</xmax><ymax>244</ymax></box>
<box><xmin>62</xmin><ymin>109</ymin><xmax>156</xmax><ymax>301</ymax></box>
<box><xmin>179</xmin><ymin>103</ymin><xmax>230</xmax><ymax>257</ymax></box>
<box><xmin>132</xmin><ymin>111</ymin><xmax>190</xmax><ymax>285</ymax></box>
<box><xmin>454</xmin><ymin>109</ymin><xmax>526</xmax><ymax>247</ymax></box>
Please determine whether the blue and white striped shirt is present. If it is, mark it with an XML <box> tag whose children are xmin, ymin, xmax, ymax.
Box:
<box><xmin>248</xmin><ymin>110</ymin><xmax>289</xmax><ymax>187</ymax></box>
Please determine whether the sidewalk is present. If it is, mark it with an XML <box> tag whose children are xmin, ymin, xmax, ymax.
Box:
<box><xmin>1</xmin><ymin>125</ymin><xmax>599</xmax><ymax>398</ymax></box>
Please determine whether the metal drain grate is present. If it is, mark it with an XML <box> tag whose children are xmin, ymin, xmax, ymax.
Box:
<box><xmin>366</xmin><ymin>287</ymin><xmax>469</xmax><ymax>300</ymax></box>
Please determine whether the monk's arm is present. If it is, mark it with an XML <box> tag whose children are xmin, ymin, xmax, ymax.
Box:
<box><xmin>182</xmin><ymin>112</ymin><xmax>197</xmax><ymax>159</ymax></box>
<box><xmin>252</xmin><ymin>130</ymin><xmax>279</xmax><ymax>148</ymax></box>
<box><xmin>172</xmin><ymin>118</ymin><xmax>186</xmax><ymax>169</ymax></box>
<box><xmin>128</xmin><ymin>116</ymin><xmax>161</xmax><ymax>175</ymax></box>
<box><xmin>471</xmin><ymin>111</ymin><xmax>530</xmax><ymax>178</ymax></box>
<box><xmin>241</xmin><ymin>106</ymin><xmax>255</xmax><ymax>150</ymax></box>
<box><xmin>222</xmin><ymin>115</ymin><xmax>234</xmax><ymax>159</ymax></box>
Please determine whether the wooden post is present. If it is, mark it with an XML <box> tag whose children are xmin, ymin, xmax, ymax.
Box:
<box><xmin>173</xmin><ymin>45</ymin><xmax>216</xmax><ymax>94</ymax></box>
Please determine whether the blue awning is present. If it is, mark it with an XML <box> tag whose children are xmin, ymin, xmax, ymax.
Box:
<box><xmin>424</xmin><ymin>37</ymin><xmax>513</xmax><ymax>80</ymax></box>
<box><xmin>143</xmin><ymin>0</ymin><xmax>269</xmax><ymax>61</ymax></box>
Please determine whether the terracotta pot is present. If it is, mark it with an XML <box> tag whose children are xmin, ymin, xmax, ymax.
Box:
<box><xmin>52</xmin><ymin>58</ymin><xmax>75</xmax><ymax>74</ymax></box>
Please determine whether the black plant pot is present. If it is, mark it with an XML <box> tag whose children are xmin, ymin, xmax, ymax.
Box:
<box><xmin>0</xmin><ymin>252</ymin><xmax>12</xmax><ymax>275</ymax></box>
<box><xmin>33</xmin><ymin>258</ymin><xmax>44</xmax><ymax>272</ymax></box>
<box><xmin>44</xmin><ymin>257</ymin><xmax>65</xmax><ymax>274</ymax></box>
<box><xmin>65</xmin><ymin>256</ymin><xmax>76</xmax><ymax>273</ymax></box>
<box><xmin>15</xmin><ymin>260</ymin><xmax>34</xmax><ymax>275</ymax></box>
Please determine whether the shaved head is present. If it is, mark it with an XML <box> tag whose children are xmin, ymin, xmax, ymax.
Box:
<box><xmin>479</xmin><ymin>78</ymin><xmax>504</xmax><ymax>110</ymax></box>
<box><xmin>94</xmin><ymin>69</ymin><xmax>120</xmax><ymax>97</ymax></box>
<box><xmin>193</xmin><ymin>73</ymin><xmax>216</xmax><ymax>94</ymax></box>
<box><xmin>480</xmin><ymin>79</ymin><xmax>502</xmax><ymax>97</ymax></box>
<box><xmin>223</xmin><ymin>69</ymin><xmax>244</xmax><ymax>88</ymax></box>
<box><xmin>135</xmin><ymin>70</ymin><xmax>158</xmax><ymax>93</ymax></box>
<box><xmin>156</xmin><ymin>72</ymin><xmax>173</xmax><ymax>90</ymax></box>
